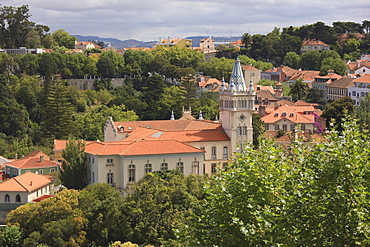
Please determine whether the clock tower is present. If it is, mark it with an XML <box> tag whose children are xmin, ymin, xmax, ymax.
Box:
<box><xmin>219</xmin><ymin>55</ymin><xmax>255</xmax><ymax>154</ymax></box>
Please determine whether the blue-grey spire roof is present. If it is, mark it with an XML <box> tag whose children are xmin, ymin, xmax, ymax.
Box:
<box><xmin>228</xmin><ymin>55</ymin><xmax>246</xmax><ymax>92</ymax></box>
<box><xmin>220</xmin><ymin>77</ymin><xmax>226</xmax><ymax>91</ymax></box>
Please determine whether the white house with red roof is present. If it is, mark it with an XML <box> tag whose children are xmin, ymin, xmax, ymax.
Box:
<box><xmin>348</xmin><ymin>74</ymin><xmax>370</xmax><ymax>105</ymax></box>
<box><xmin>71</xmin><ymin>55</ymin><xmax>256</xmax><ymax>190</ymax></box>
<box><xmin>0</xmin><ymin>172</ymin><xmax>54</xmax><ymax>207</ymax></box>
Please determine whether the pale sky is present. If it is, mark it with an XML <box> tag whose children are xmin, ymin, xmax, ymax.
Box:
<box><xmin>2</xmin><ymin>0</ymin><xmax>370</xmax><ymax>41</ymax></box>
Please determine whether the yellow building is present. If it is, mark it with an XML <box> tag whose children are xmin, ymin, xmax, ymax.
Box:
<box><xmin>155</xmin><ymin>38</ymin><xmax>192</xmax><ymax>48</ymax></box>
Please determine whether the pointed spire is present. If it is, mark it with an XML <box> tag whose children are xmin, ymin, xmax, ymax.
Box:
<box><xmin>220</xmin><ymin>77</ymin><xmax>226</xmax><ymax>91</ymax></box>
<box><xmin>249</xmin><ymin>79</ymin><xmax>254</xmax><ymax>94</ymax></box>
<box><xmin>170</xmin><ymin>111</ymin><xmax>175</xmax><ymax>120</ymax></box>
<box><xmin>199</xmin><ymin>110</ymin><xmax>203</xmax><ymax>120</ymax></box>
<box><xmin>228</xmin><ymin>54</ymin><xmax>246</xmax><ymax>92</ymax></box>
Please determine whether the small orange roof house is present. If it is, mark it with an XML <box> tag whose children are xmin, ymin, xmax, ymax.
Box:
<box><xmin>5</xmin><ymin>150</ymin><xmax>60</xmax><ymax>178</ymax></box>
<box><xmin>301</xmin><ymin>39</ymin><xmax>330</xmax><ymax>53</ymax></box>
<box><xmin>0</xmin><ymin>172</ymin><xmax>54</xmax><ymax>210</ymax></box>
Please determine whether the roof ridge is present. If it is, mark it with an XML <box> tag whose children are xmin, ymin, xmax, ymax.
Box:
<box><xmin>13</xmin><ymin>176</ymin><xmax>30</xmax><ymax>192</ymax></box>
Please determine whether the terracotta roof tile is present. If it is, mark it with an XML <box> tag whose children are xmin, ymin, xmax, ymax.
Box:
<box><xmin>85</xmin><ymin>140</ymin><xmax>203</xmax><ymax>156</ymax></box>
<box><xmin>6</xmin><ymin>157</ymin><xmax>59</xmax><ymax>169</ymax></box>
<box><xmin>354</xmin><ymin>74</ymin><xmax>370</xmax><ymax>83</ymax></box>
<box><xmin>0</xmin><ymin>172</ymin><xmax>52</xmax><ymax>192</ymax></box>
<box><xmin>326</xmin><ymin>78</ymin><xmax>355</xmax><ymax>88</ymax></box>
<box><xmin>261</xmin><ymin>105</ymin><xmax>314</xmax><ymax>124</ymax></box>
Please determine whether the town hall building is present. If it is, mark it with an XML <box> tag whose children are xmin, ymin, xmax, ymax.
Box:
<box><xmin>55</xmin><ymin>56</ymin><xmax>255</xmax><ymax>191</ymax></box>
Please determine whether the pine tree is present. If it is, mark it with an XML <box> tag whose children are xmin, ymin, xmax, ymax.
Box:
<box><xmin>41</xmin><ymin>81</ymin><xmax>76</xmax><ymax>139</ymax></box>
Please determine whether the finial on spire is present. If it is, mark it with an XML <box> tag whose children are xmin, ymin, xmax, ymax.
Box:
<box><xmin>228</xmin><ymin>53</ymin><xmax>246</xmax><ymax>92</ymax></box>
<box><xmin>170</xmin><ymin>111</ymin><xmax>175</xmax><ymax>120</ymax></box>
<box><xmin>220</xmin><ymin>77</ymin><xmax>226</xmax><ymax>91</ymax></box>
<box><xmin>199</xmin><ymin>110</ymin><xmax>203</xmax><ymax>120</ymax></box>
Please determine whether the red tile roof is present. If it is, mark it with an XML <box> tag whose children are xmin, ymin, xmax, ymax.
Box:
<box><xmin>354</xmin><ymin>74</ymin><xmax>370</xmax><ymax>83</ymax></box>
<box><xmin>85</xmin><ymin>140</ymin><xmax>204</xmax><ymax>156</ymax></box>
<box><xmin>0</xmin><ymin>172</ymin><xmax>52</xmax><ymax>192</ymax></box>
<box><xmin>261</xmin><ymin>105</ymin><xmax>314</xmax><ymax>124</ymax></box>
<box><xmin>32</xmin><ymin>194</ymin><xmax>53</xmax><ymax>202</ymax></box>
<box><xmin>6</xmin><ymin>157</ymin><xmax>59</xmax><ymax>169</ymax></box>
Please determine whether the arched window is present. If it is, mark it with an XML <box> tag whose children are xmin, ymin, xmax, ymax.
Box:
<box><xmin>4</xmin><ymin>194</ymin><xmax>10</xmax><ymax>202</ymax></box>
<box><xmin>15</xmin><ymin>194</ymin><xmax>21</xmax><ymax>203</ymax></box>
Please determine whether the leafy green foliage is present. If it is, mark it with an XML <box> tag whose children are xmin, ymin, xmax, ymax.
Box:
<box><xmin>185</xmin><ymin>115</ymin><xmax>370</xmax><ymax>246</ymax></box>
<box><xmin>322</xmin><ymin>97</ymin><xmax>354</xmax><ymax>131</ymax></box>
<box><xmin>0</xmin><ymin>225</ymin><xmax>23</xmax><ymax>247</ymax></box>
<box><xmin>59</xmin><ymin>137</ymin><xmax>87</xmax><ymax>190</ymax></box>
<box><xmin>289</xmin><ymin>79</ymin><xmax>309</xmax><ymax>101</ymax></box>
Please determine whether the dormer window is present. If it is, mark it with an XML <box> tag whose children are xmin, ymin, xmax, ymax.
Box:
<box><xmin>282</xmin><ymin>112</ymin><xmax>287</xmax><ymax>117</ymax></box>
<box><xmin>290</xmin><ymin>113</ymin><xmax>294</xmax><ymax>117</ymax></box>
<box><xmin>274</xmin><ymin>113</ymin><xmax>279</xmax><ymax>117</ymax></box>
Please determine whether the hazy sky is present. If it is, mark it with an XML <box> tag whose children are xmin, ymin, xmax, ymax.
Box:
<box><xmin>2</xmin><ymin>0</ymin><xmax>370</xmax><ymax>41</ymax></box>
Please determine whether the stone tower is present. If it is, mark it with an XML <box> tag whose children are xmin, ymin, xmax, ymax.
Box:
<box><xmin>219</xmin><ymin>55</ymin><xmax>255</xmax><ymax>153</ymax></box>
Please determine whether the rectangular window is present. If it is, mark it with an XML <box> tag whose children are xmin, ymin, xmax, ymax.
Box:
<box><xmin>265</xmin><ymin>124</ymin><xmax>269</xmax><ymax>131</ymax></box>
<box><xmin>145</xmin><ymin>163</ymin><xmax>152</xmax><ymax>174</ymax></box>
<box><xmin>275</xmin><ymin>124</ymin><xmax>279</xmax><ymax>131</ymax></box>
<box><xmin>50</xmin><ymin>168</ymin><xmax>55</xmax><ymax>173</ymax></box>
<box><xmin>223</xmin><ymin>146</ymin><xmax>228</xmax><ymax>159</ymax></box>
<box><xmin>237</xmin><ymin>126</ymin><xmax>242</xmax><ymax>136</ymax></box>
<box><xmin>282</xmin><ymin>124</ymin><xmax>287</xmax><ymax>131</ymax></box>
<box><xmin>290</xmin><ymin>124</ymin><xmax>295</xmax><ymax>131</ymax></box>
<box><xmin>211</xmin><ymin>163</ymin><xmax>217</xmax><ymax>173</ymax></box>
<box><xmin>301</xmin><ymin>124</ymin><xmax>306</xmax><ymax>131</ymax></box>
<box><xmin>107</xmin><ymin>173</ymin><xmax>114</xmax><ymax>186</ymax></box>
<box><xmin>192</xmin><ymin>161</ymin><xmax>199</xmax><ymax>175</ymax></box>
<box><xmin>129</xmin><ymin>164</ymin><xmax>136</xmax><ymax>182</ymax></box>
<box><xmin>39</xmin><ymin>169</ymin><xmax>43</xmax><ymax>175</ymax></box>
<box><xmin>243</xmin><ymin>126</ymin><xmax>247</xmax><ymax>135</ymax></box>
<box><xmin>92</xmin><ymin>172</ymin><xmax>95</xmax><ymax>183</ymax></box>
<box><xmin>211</xmin><ymin>147</ymin><xmax>216</xmax><ymax>160</ymax></box>
<box><xmin>200</xmin><ymin>147</ymin><xmax>205</xmax><ymax>159</ymax></box>
<box><xmin>106</xmin><ymin>158</ymin><xmax>114</xmax><ymax>166</ymax></box>
<box><xmin>223</xmin><ymin>162</ymin><xmax>228</xmax><ymax>171</ymax></box>
<box><xmin>161</xmin><ymin>163</ymin><xmax>168</xmax><ymax>170</ymax></box>
<box><xmin>177</xmin><ymin>162</ymin><xmax>184</xmax><ymax>173</ymax></box>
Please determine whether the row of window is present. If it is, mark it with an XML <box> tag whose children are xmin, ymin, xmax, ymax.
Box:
<box><xmin>7</xmin><ymin>168</ymin><xmax>55</xmax><ymax>176</ymax></box>
<box><xmin>4</xmin><ymin>194</ymin><xmax>21</xmax><ymax>203</ymax></box>
<box><xmin>265</xmin><ymin>124</ymin><xmax>305</xmax><ymax>131</ymax></box>
<box><xmin>237</xmin><ymin>126</ymin><xmax>248</xmax><ymax>136</ymax></box>
<box><xmin>274</xmin><ymin>112</ymin><xmax>294</xmax><ymax>117</ymax></box>
<box><xmin>220</xmin><ymin>99</ymin><xmax>253</xmax><ymax>109</ymax></box>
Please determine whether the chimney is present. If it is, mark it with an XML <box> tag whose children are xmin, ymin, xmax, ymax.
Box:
<box><xmin>258</xmin><ymin>105</ymin><xmax>266</xmax><ymax>117</ymax></box>
<box><xmin>40</xmin><ymin>156</ymin><xmax>44</xmax><ymax>163</ymax></box>
<box><xmin>30</xmin><ymin>181</ymin><xmax>33</xmax><ymax>186</ymax></box>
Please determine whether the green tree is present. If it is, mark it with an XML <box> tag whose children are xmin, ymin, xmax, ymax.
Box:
<box><xmin>59</xmin><ymin>137</ymin><xmax>87</xmax><ymax>190</ymax></box>
<box><xmin>0</xmin><ymin>225</ymin><xmax>23</xmax><ymax>247</ymax></box>
<box><xmin>52</xmin><ymin>29</ymin><xmax>77</xmax><ymax>49</ymax></box>
<box><xmin>141</xmin><ymin>74</ymin><xmax>166</xmax><ymax>120</ymax></box>
<box><xmin>124</xmin><ymin>170</ymin><xmax>206</xmax><ymax>246</ymax></box>
<box><xmin>185</xmin><ymin>115</ymin><xmax>370</xmax><ymax>246</ymax></box>
<box><xmin>96</xmin><ymin>56</ymin><xmax>116</xmax><ymax>78</ymax></box>
<box><xmin>355</xmin><ymin>94</ymin><xmax>370</xmax><ymax>129</ymax></box>
<box><xmin>284</xmin><ymin>51</ymin><xmax>300</xmax><ymax>69</ymax></box>
<box><xmin>252</xmin><ymin>113</ymin><xmax>265</xmax><ymax>148</ymax></box>
<box><xmin>289</xmin><ymin>79</ymin><xmax>309</xmax><ymax>101</ymax></box>
<box><xmin>320</xmin><ymin>57</ymin><xmax>347</xmax><ymax>76</ymax></box>
<box><xmin>41</xmin><ymin>81</ymin><xmax>76</xmax><ymax>139</ymax></box>
<box><xmin>300</xmin><ymin>50</ymin><xmax>320</xmax><ymax>70</ymax></box>
<box><xmin>322</xmin><ymin>97</ymin><xmax>354</xmax><ymax>130</ymax></box>
<box><xmin>304</xmin><ymin>87</ymin><xmax>327</xmax><ymax>110</ymax></box>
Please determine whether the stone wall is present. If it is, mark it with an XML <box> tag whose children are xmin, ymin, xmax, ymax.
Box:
<box><xmin>67</xmin><ymin>78</ymin><xmax>126</xmax><ymax>90</ymax></box>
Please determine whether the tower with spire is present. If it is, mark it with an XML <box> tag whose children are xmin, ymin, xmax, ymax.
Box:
<box><xmin>219</xmin><ymin>55</ymin><xmax>255</xmax><ymax>154</ymax></box>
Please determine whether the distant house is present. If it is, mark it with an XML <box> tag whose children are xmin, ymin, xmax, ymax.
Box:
<box><xmin>312</xmin><ymin>71</ymin><xmax>343</xmax><ymax>92</ymax></box>
<box><xmin>346</xmin><ymin>60</ymin><xmax>370</xmax><ymax>75</ymax></box>
<box><xmin>301</xmin><ymin>39</ymin><xmax>330</xmax><ymax>53</ymax></box>
<box><xmin>348</xmin><ymin>74</ymin><xmax>370</xmax><ymax>105</ymax></box>
<box><xmin>260</xmin><ymin>100</ymin><xmax>325</xmax><ymax>132</ymax></box>
<box><xmin>229</xmin><ymin>40</ymin><xmax>244</xmax><ymax>48</ymax></box>
<box><xmin>338</xmin><ymin>33</ymin><xmax>365</xmax><ymax>46</ymax></box>
<box><xmin>199</xmin><ymin>37</ymin><xmax>215</xmax><ymax>53</ymax></box>
<box><xmin>0</xmin><ymin>172</ymin><xmax>54</xmax><ymax>210</ymax></box>
<box><xmin>326</xmin><ymin>77</ymin><xmax>355</xmax><ymax>102</ymax></box>
<box><xmin>74</xmin><ymin>41</ymin><xmax>101</xmax><ymax>51</ymax></box>
<box><xmin>263</xmin><ymin>66</ymin><xmax>298</xmax><ymax>82</ymax></box>
<box><xmin>242</xmin><ymin>65</ymin><xmax>261</xmax><ymax>86</ymax></box>
<box><xmin>155</xmin><ymin>38</ymin><xmax>192</xmax><ymax>48</ymax></box>
<box><xmin>4</xmin><ymin>150</ymin><xmax>59</xmax><ymax>178</ymax></box>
